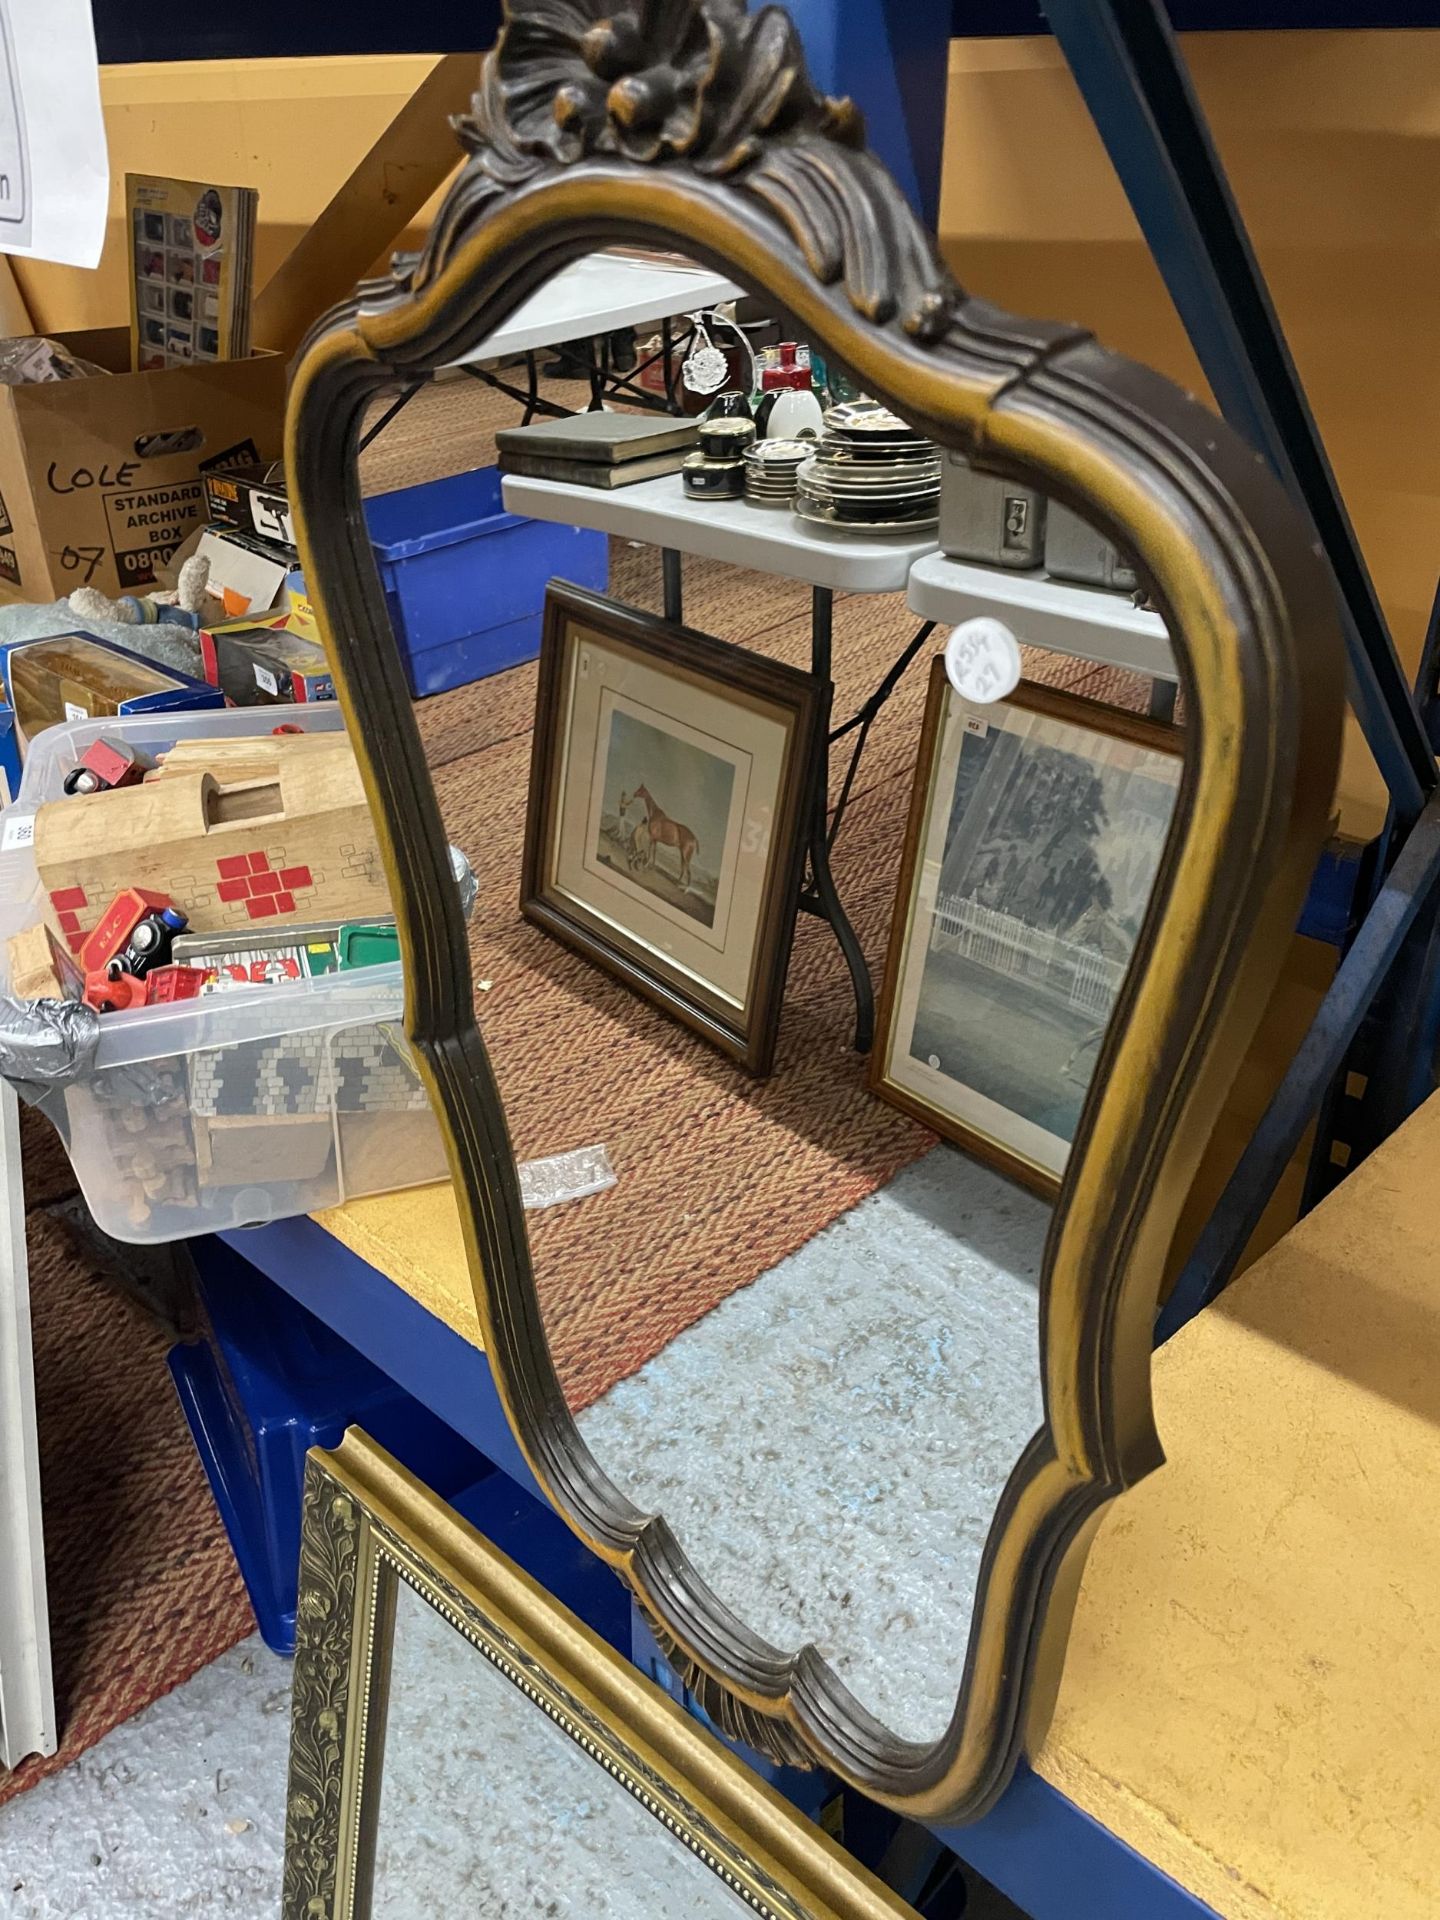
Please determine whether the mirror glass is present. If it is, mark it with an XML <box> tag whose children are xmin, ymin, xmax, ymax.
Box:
<box><xmin>373</xmin><ymin>1573</ymin><xmax>761</xmax><ymax>1919</ymax></box>
<box><xmin>578</xmin><ymin>1148</ymin><xmax>1047</xmax><ymax>1743</ymax></box>
<box><xmin>397</xmin><ymin>251</ymin><xmax>1167</xmax><ymax>1752</ymax></box>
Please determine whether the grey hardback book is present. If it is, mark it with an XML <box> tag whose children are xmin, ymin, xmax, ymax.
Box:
<box><xmin>495</xmin><ymin>411</ymin><xmax>698</xmax><ymax>464</ymax></box>
<box><xmin>498</xmin><ymin>447</ymin><xmax>689</xmax><ymax>488</ymax></box>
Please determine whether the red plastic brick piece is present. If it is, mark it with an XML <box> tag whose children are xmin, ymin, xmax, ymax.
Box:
<box><xmin>248</xmin><ymin>852</ymin><xmax>270</xmax><ymax>874</ymax></box>
<box><xmin>50</xmin><ymin>887</ymin><xmax>87</xmax><ymax>911</ymax></box>
<box><xmin>278</xmin><ymin>867</ymin><xmax>311</xmax><ymax>890</ymax></box>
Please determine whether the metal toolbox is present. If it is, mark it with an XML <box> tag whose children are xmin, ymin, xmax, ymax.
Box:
<box><xmin>938</xmin><ymin>453</ymin><xmax>1045</xmax><ymax>570</ymax></box>
<box><xmin>1043</xmin><ymin>500</ymin><xmax>1139</xmax><ymax>593</ymax></box>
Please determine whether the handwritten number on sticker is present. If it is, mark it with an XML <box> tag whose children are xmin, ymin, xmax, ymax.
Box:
<box><xmin>944</xmin><ymin>618</ymin><xmax>1022</xmax><ymax>705</ymax></box>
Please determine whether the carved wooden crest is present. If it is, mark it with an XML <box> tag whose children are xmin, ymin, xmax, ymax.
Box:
<box><xmin>288</xmin><ymin>0</ymin><xmax>1344</xmax><ymax>1820</ymax></box>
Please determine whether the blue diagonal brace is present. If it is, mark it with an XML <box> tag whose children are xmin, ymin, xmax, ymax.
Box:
<box><xmin>1157</xmin><ymin>790</ymin><xmax>1440</xmax><ymax>1342</ymax></box>
<box><xmin>1042</xmin><ymin>0</ymin><xmax>1435</xmax><ymax>826</ymax></box>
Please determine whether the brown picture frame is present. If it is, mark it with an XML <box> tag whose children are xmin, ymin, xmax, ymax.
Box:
<box><xmin>520</xmin><ymin>582</ymin><xmax>827</xmax><ymax>1076</ymax></box>
<box><xmin>872</xmin><ymin>664</ymin><xmax>1184</xmax><ymax>1198</ymax></box>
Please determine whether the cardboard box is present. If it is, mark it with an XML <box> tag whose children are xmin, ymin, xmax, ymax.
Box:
<box><xmin>0</xmin><ymin>707</ymin><xmax>17</xmax><ymax>801</ymax></box>
<box><xmin>0</xmin><ymin>630</ymin><xmax>223</xmax><ymax>750</ymax></box>
<box><xmin>0</xmin><ymin>329</ymin><xmax>285</xmax><ymax>604</ymax></box>
<box><xmin>203</xmin><ymin>462</ymin><xmax>294</xmax><ymax>552</ymax></box>
<box><xmin>199</xmin><ymin>611</ymin><xmax>335</xmax><ymax>705</ymax></box>
<box><xmin>194</xmin><ymin>525</ymin><xmax>298</xmax><ymax>619</ymax></box>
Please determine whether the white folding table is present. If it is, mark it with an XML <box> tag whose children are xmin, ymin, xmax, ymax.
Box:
<box><xmin>504</xmin><ymin>471</ymin><xmax>939</xmax><ymax>1049</ymax></box>
<box><xmin>361</xmin><ymin>254</ymin><xmax>745</xmax><ymax>449</ymax></box>
<box><xmin>907</xmin><ymin>550</ymin><xmax>1177</xmax><ymax>718</ymax></box>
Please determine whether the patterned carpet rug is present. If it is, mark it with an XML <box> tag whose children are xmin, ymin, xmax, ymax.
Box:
<box><xmin>0</xmin><ymin>1121</ymin><xmax>253</xmax><ymax>1810</ymax></box>
<box><xmin>0</xmin><ymin>373</ymin><xmax>1132</xmax><ymax>1804</ymax></box>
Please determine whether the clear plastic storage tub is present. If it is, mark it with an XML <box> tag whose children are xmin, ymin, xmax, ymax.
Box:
<box><xmin>0</xmin><ymin>705</ymin><xmax>448</xmax><ymax>1242</ymax></box>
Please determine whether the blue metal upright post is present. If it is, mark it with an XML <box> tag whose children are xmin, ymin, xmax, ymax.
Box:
<box><xmin>771</xmin><ymin>0</ymin><xmax>952</xmax><ymax>229</ymax></box>
<box><xmin>1035</xmin><ymin>0</ymin><xmax>1440</xmax><ymax>1323</ymax></box>
<box><xmin>1042</xmin><ymin>0</ymin><xmax>1434</xmax><ymax>829</ymax></box>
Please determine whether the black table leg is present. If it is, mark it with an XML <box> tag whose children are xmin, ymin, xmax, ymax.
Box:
<box><xmin>662</xmin><ymin>316</ymin><xmax>677</xmax><ymax>410</ymax></box>
<box><xmin>357</xmin><ymin>379</ymin><xmax>426</xmax><ymax>455</ymax></box>
<box><xmin>1148</xmin><ymin>677</ymin><xmax>1179</xmax><ymax>723</ymax></box>
<box><xmin>588</xmin><ymin>336</ymin><xmax>607</xmax><ymax>413</ymax></box>
<box><xmin>662</xmin><ymin>549</ymin><xmax>683</xmax><ymax>623</ymax></box>
<box><xmin>798</xmin><ymin>585</ymin><xmax>875</xmax><ymax>1053</ymax></box>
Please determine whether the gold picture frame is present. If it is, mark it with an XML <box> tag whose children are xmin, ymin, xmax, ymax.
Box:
<box><xmin>521</xmin><ymin>583</ymin><xmax>826</xmax><ymax>1074</ymax></box>
<box><xmin>283</xmin><ymin>1428</ymin><xmax>916</xmax><ymax>1920</ymax></box>
<box><xmin>872</xmin><ymin>666</ymin><xmax>1183</xmax><ymax>1197</ymax></box>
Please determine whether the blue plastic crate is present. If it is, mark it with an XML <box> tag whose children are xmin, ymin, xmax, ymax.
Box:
<box><xmin>169</xmin><ymin>1238</ymin><xmax>494</xmax><ymax>1653</ymax></box>
<box><xmin>364</xmin><ymin>464</ymin><xmax>608</xmax><ymax>698</ymax></box>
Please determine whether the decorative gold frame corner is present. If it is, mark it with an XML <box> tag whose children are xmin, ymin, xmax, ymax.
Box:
<box><xmin>285</xmin><ymin>0</ymin><xmax>1346</xmax><ymax>1822</ymax></box>
<box><xmin>284</xmin><ymin>1430</ymin><xmax>918</xmax><ymax>1920</ymax></box>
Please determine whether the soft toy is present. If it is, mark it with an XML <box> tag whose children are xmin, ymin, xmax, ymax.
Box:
<box><xmin>67</xmin><ymin>553</ymin><xmax>212</xmax><ymax>632</ymax></box>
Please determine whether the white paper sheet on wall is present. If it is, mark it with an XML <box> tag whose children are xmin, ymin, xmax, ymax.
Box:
<box><xmin>0</xmin><ymin>0</ymin><xmax>107</xmax><ymax>268</ymax></box>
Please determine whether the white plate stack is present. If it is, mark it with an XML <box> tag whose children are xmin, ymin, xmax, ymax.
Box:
<box><xmin>794</xmin><ymin>401</ymin><xmax>940</xmax><ymax>534</ymax></box>
<box><xmin>743</xmin><ymin>437</ymin><xmax>813</xmax><ymax>506</ymax></box>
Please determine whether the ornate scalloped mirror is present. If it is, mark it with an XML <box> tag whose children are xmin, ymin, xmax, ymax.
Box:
<box><xmin>287</xmin><ymin>0</ymin><xmax>1344</xmax><ymax>1821</ymax></box>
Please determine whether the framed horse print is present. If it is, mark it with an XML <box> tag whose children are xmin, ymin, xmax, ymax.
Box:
<box><xmin>521</xmin><ymin>584</ymin><xmax>827</xmax><ymax>1074</ymax></box>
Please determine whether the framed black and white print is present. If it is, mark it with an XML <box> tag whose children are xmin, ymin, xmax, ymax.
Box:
<box><xmin>521</xmin><ymin>583</ymin><xmax>827</xmax><ymax>1075</ymax></box>
<box><xmin>873</xmin><ymin>662</ymin><xmax>1183</xmax><ymax>1194</ymax></box>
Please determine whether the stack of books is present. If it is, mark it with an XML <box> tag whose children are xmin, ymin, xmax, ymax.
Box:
<box><xmin>127</xmin><ymin>174</ymin><xmax>258</xmax><ymax>372</ymax></box>
<box><xmin>496</xmin><ymin>413</ymin><xmax>699</xmax><ymax>489</ymax></box>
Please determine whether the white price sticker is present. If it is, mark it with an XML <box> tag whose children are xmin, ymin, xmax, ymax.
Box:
<box><xmin>2</xmin><ymin>812</ymin><xmax>35</xmax><ymax>852</ymax></box>
<box><xmin>944</xmin><ymin>618</ymin><xmax>1022</xmax><ymax>706</ymax></box>
<box><xmin>253</xmin><ymin>664</ymin><xmax>280</xmax><ymax>698</ymax></box>
<box><xmin>63</xmin><ymin>701</ymin><xmax>87</xmax><ymax>723</ymax></box>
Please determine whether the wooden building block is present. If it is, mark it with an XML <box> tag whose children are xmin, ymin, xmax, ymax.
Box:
<box><xmin>6</xmin><ymin>922</ymin><xmax>78</xmax><ymax>1000</ymax></box>
<box><xmin>194</xmin><ymin>1112</ymin><xmax>336</xmax><ymax>1189</ymax></box>
<box><xmin>148</xmin><ymin>732</ymin><xmax>348</xmax><ymax>785</ymax></box>
<box><xmin>35</xmin><ymin>746</ymin><xmax>389</xmax><ymax>951</ymax></box>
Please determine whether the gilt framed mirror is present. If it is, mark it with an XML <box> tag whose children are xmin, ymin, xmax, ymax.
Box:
<box><xmin>286</xmin><ymin>0</ymin><xmax>1345</xmax><ymax>1821</ymax></box>
<box><xmin>284</xmin><ymin>1429</ymin><xmax>917</xmax><ymax>1920</ymax></box>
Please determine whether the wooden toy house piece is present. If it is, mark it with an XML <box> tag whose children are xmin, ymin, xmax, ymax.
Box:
<box><xmin>34</xmin><ymin>738</ymin><xmax>390</xmax><ymax>953</ymax></box>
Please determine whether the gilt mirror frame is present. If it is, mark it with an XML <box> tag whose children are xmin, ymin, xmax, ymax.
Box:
<box><xmin>287</xmin><ymin>0</ymin><xmax>1344</xmax><ymax>1823</ymax></box>
<box><xmin>285</xmin><ymin>1430</ymin><xmax>917</xmax><ymax>1920</ymax></box>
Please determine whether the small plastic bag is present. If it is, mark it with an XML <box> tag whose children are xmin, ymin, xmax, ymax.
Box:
<box><xmin>518</xmin><ymin>1144</ymin><xmax>615</xmax><ymax>1212</ymax></box>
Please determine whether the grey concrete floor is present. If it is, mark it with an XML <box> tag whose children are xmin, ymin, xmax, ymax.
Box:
<box><xmin>0</xmin><ymin>1149</ymin><xmax>1037</xmax><ymax>1919</ymax></box>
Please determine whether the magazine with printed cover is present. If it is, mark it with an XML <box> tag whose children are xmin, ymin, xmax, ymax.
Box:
<box><xmin>127</xmin><ymin>174</ymin><xmax>257</xmax><ymax>372</ymax></box>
